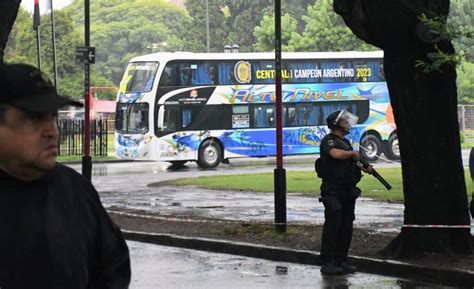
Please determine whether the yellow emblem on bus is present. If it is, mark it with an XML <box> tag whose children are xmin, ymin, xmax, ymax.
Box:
<box><xmin>234</xmin><ymin>61</ymin><xmax>251</xmax><ymax>84</ymax></box>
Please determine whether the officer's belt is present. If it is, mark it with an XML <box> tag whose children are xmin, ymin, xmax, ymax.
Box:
<box><xmin>321</xmin><ymin>180</ymin><xmax>353</xmax><ymax>191</ymax></box>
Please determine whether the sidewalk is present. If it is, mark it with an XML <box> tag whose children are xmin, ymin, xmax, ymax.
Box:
<box><xmin>109</xmin><ymin>211</ymin><xmax>474</xmax><ymax>288</ymax></box>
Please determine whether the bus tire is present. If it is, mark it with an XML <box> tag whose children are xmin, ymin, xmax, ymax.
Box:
<box><xmin>197</xmin><ymin>139</ymin><xmax>222</xmax><ymax>168</ymax></box>
<box><xmin>360</xmin><ymin>134</ymin><xmax>382</xmax><ymax>162</ymax></box>
<box><xmin>385</xmin><ymin>134</ymin><xmax>400</xmax><ymax>161</ymax></box>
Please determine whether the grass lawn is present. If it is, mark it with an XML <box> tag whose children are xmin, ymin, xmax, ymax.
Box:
<box><xmin>169</xmin><ymin>168</ymin><xmax>474</xmax><ymax>202</ymax></box>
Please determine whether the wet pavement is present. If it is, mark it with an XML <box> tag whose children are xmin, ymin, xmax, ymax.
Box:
<box><xmin>128</xmin><ymin>240</ymin><xmax>453</xmax><ymax>289</ymax></box>
<box><xmin>63</xmin><ymin>155</ymin><xmax>474</xmax><ymax>287</ymax></box>
<box><xmin>67</xmin><ymin>153</ymin><xmax>473</xmax><ymax>233</ymax></box>
<box><xmin>103</xmin><ymin>185</ymin><xmax>405</xmax><ymax>233</ymax></box>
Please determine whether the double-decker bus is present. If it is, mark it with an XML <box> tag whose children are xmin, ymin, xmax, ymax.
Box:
<box><xmin>115</xmin><ymin>51</ymin><xmax>399</xmax><ymax>168</ymax></box>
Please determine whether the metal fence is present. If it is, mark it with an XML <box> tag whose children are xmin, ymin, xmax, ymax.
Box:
<box><xmin>57</xmin><ymin>119</ymin><xmax>112</xmax><ymax>156</ymax></box>
<box><xmin>458</xmin><ymin>105</ymin><xmax>474</xmax><ymax>131</ymax></box>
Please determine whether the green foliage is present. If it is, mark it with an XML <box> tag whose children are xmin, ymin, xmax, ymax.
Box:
<box><xmin>253</xmin><ymin>13</ymin><xmax>299</xmax><ymax>52</ymax></box>
<box><xmin>415</xmin><ymin>13</ymin><xmax>472</xmax><ymax>73</ymax></box>
<box><xmin>253</xmin><ymin>0</ymin><xmax>376</xmax><ymax>52</ymax></box>
<box><xmin>8</xmin><ymin>0</ymin><xmax>471</xmax><ymax>100</ymax></box>
<box><xmin>184</xmin><ymin>0</ymin><xmax>227</xmax><ymax>52</ymax></box>
<box><xmin>415</xmin><ymin>44</ymin><xmax>464</xmax><ymax>73</ymax></box>
<box><xmin>64</xmin><ymin>0</ymin><xmax>190</xmax><ymax>84</ymax></box>
<box><xmin>223</xmin><ymin>0</ymin><xmax>274</xmax><ymax>52</ymax></box>
<box><xmin>448</xmin><ymin>1</ymin><xmax>474</xmax><ymax>103</ymax></box>
<box><xmin>5</xmin><ymin>8</ymin><xmax>88</xmax><ymax>99</ymax></box>
<box><xmin>457</xmin><ymin>61</ymin><xmax>474</xmax><ymax>104</ymax></box>
<box><xmin>449</xmin><ymin>0</ymin><xmax>474</xmax><ymax>61</ymax></box>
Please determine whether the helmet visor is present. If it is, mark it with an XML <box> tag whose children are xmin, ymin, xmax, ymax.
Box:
<box><xmin>337</xmin><ymin>111</ymin><xmax>359</xmax><ymax>129</ymax></box>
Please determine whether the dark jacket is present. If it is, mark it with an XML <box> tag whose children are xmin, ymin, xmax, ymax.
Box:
<box><xmin>316</xmin><ymin>133</ymin><xmax>361</xmax><ymax>189</ymax></box>
<box><xmin>0</xmin><ymin>164</ymin><xmax>130</xmax><ymax>289</ymax></box>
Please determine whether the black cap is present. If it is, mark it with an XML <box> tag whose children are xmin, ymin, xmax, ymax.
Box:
<box><xmin>0</xmin><ymin>63</ymin><xmax>83</xmax><ymax>113</ymax></box>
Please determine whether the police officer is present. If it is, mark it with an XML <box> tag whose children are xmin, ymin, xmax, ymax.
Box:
<box><xmin>315</xmin><ymin>110</ymin><xmax>372</xmax><ymax>275</ymax></box>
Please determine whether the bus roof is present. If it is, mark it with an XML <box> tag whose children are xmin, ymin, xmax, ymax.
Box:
<box><xmin>129</xmin><ymin>51</ymin><xmax>384</xmax><ymax>63</ymax></box>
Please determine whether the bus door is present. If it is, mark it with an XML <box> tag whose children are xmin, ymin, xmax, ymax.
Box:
<box><xmin>157</xmin><ymin>104</ymin><xmax>202</xmax><ymax>161</ymax></box>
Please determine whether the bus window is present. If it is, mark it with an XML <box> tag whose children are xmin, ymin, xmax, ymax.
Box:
<box><xmin>162</xmin><ymin>106</ymin><xmax>179</xmax><ymax>132</ymax></box>
<box><xmin>115</xmin><ymin>103</ymin><xmax>149</xmax><ymax>134</ymax></box>
<box><xmin>208</xmin><ymin>65</ymin><xmax>217</xmax><ymax>84</ymax></box>
<box><xmin>121</xmin><ymin>62</ymin><xmax>159</xmax><ymax>93</ymax></box>
<box><xmin>295</xmin><ymin>104</ymin><xmax>318</xmax><ymax>126</ymax></box>
<box><xmin>232</xmin><ymin>105</ymin><xmax>248</xmax><ymax>114</ymax></box>
<box><xmin>178</xmin><ymin>61</ymin><xmax>217</xmax><ymax>86</ymax></box>
<box><xmin>285</xmin><ymin>106</ymin><xmax>296</xmax><ymax>126</ymax></box>
<box><xmin>180</xmin><ymin>64</ymin><xmax>192</xmax><ymax>85</ymax></box>
<box><xmin>159</xmin><ymin>63</ymin><xmax>178</xmax><ymax>86</ymax></box>
<box><xmin>319</xmin><ymin>100</ymin><xmax>369</xmax><ymax>125</ymax></box>
<box><xmin>253</xmin><ymin>105</ymin><xmax>275</xmax><ymax>128</ymax></box>
<box><xmin>217</xmin><ymin>61</ymin><xmax>237</xmax><ymax>85</ymax></box>
<box><xmin>182</xmin><ymin>107</ymin><xmax>196</xmax><ymax>128</ymax></box>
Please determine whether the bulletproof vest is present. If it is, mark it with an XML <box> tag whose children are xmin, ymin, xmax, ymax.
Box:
<box><xmin>316</xmin><ymin>134</ymin><xmax>361</xmax><ymax>187</ymax></box>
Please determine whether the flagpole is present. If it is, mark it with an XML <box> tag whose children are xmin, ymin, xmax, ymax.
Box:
<box><xmin>50</xmin><ymin>0</ymin><xmax>58</xmax><ymax>89</ymax></box>
<box><xmin>35</xmin><ymin>26</ymin><xmax>41</xmax><ymax>71</ymax></box>
<box><xmin>33</xmin><ymin>0</ymin><xmax>41</xmax><ymax>71</ymax></box>
<box><xmin>274</xmin><ymin>0</ymin><xmax>287</xmax><ymax>233</ymax></box>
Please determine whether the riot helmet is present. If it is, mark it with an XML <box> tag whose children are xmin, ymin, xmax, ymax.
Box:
<box><xmin>326</xmin><ymin>110</ymin><xmax>359</xmax><ymax>133</ymax></box>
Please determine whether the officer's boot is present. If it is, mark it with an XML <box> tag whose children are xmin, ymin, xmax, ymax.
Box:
<box><xmin>320</xmin><ymin>263</ymin><xmax>343</xmax><ymax>275</ymax></box>
<box><xmin>338</xmin><ymin>262</ymin><xmax>357</xmax><ymax>274</ymax></box>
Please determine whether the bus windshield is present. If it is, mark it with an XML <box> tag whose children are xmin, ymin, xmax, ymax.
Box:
<box><xmin>116</xmin><ymin>103</ymin><xmax>149</xmax><ymax>134</ymax></box>
<box><xmin>121</xmin><ymin>62</ymin><xmax>159</xmax><ymax>93</ymax></box>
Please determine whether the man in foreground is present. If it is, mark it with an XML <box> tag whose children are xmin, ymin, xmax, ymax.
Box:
<box><xmin>0</xmin><ymin>63</ymin><xmax>131</xmax><ymax>288</ymax></box>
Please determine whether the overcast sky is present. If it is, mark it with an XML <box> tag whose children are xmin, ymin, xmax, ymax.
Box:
<box><xmin>21</xmin><ymin>0</ymin><xmax>73</xmax><ymax>13</ymax></box>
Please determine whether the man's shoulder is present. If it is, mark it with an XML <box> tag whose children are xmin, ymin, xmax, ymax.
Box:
<box><xmin>49</xmin><ymin>164</ymin><xmax>98</xmax><ymax>198</ymax></box>
<box><xmin>51</xmin><ymin>163</ymin><xmax>86</xmax><ymax>181</ymax></box>
<box><xmin>54</xmin><ymin>163</ymin><xmax>79</xmax><ymax>174</ymax></box>
<box><xmin>321</xmin><ymin>133</ymin><xmax>337</xmax><ymax>146</ymax></box>
<box><xmin>321</xmin><ymin>133</ymin><xmax>336</xmax><ymax>142</ymax></box>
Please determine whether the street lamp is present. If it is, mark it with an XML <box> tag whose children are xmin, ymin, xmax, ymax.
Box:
<box><xmin>224</xmin><ymin>44</ymin><xmax>232</xmax><ymax>53</ymax></box>
<box><xmin>205</xmin><ymin>0</ymin><xmax>210</xmax><ymax>52</ymax></box>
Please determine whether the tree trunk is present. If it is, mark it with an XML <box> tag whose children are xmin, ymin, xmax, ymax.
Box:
<box><xmin>334</xmin><ymin>0</ymin><xmax>472</xmax><ymax>257</ymax></box>
<box><xmin>0</xmin><ymin>0</ymin><xmax>21</xmax><ymax>63</ymax></box>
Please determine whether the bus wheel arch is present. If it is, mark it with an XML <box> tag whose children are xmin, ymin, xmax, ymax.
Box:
<box><xmin>197</xmin><ymin>138</ymin><xmax>223</xmax><ymax>168</ymax></box>
<box><xmin>385</xmin><ymin>132</ymin><xmax>400</xmax><ymax>161</ymax></box>
<box><xmin>359</xmin><ymin>131</ymin><xmax>382</xmax><ymax>162</ymax></box>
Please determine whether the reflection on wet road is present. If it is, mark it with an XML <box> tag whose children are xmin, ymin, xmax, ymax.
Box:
<box><xmin>128</xmin><ymin>241</ymin><xmax>450</xmax><ymax>289</ymax></box>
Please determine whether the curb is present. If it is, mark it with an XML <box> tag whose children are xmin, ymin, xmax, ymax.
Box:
<box><xmin>58</xmin><ymin>159</ymin><xmax>139</xmax><ymax>165</ymax></box>
<box><xmin>122</xmin><ymin>229</ymin><xmax>474</xmax><ymax>287</ymax></box>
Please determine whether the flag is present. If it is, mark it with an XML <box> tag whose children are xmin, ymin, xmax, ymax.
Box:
<box><xmin>33</xmin><ymin>0</ymin><xmax>41</xmax><ymax>28</ymax></box>
<box><xmin>45</xmin><ymin>0</ymin><xmax>52</xmax><ymax>13</ymax></box>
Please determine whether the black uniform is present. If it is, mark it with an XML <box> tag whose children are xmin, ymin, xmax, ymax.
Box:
<box><xmin>316</xmin><ymin>133</ymin><xmax>361</xmax><ymax>265</ymax></box>
<box><xmin>0</xmin><ymin>164</ymin><xmax>131</xmax><ymax>289</ymax></box>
